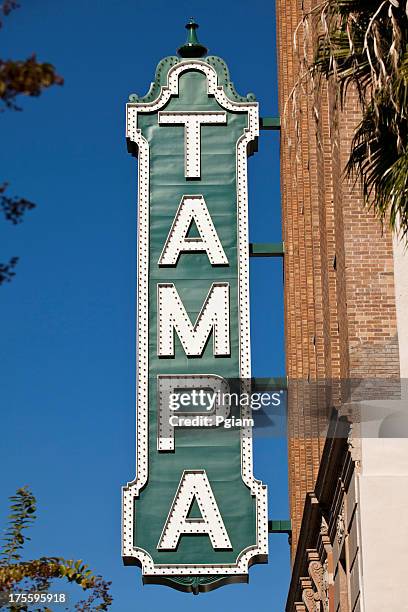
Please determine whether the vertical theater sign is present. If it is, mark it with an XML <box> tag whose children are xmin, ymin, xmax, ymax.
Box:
<box><xmin>122</xmin><ymin>20</ymin><xmax>268</xmax><ymax>593</ymax></box>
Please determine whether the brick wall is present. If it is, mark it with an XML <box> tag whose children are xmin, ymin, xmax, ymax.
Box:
<box><xmin>275</xmin><ymin>0</ymin><xmax>400</xmax><ymax>559</ymax></box>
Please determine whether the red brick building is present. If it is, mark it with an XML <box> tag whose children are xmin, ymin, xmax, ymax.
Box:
<box><xmin>276</xmin><ymin>2</ymin><xmax>408</xmax><ymax>610</ymax></box>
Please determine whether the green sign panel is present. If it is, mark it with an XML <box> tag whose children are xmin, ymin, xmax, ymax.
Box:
<box><xmin>122</xmin><ymin>23</ymin><xmax>268</xmax><ymax>593</ymax></box>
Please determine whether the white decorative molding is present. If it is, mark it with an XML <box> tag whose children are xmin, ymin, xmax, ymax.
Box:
<box><xmin>322</xmin><ymin>560</ymin><xmax>330</xmax><ymax>612</ymax></box>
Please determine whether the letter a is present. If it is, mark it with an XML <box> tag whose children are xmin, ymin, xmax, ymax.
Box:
<box><xmin>158</xmin><ymin>195</ymin><xmax>228</xmax><ymax>266</ymax></box>
<box><xmin>157</xmin><ymin>470</ymin><xmax>232</xmax><ymax>550</ymax></box>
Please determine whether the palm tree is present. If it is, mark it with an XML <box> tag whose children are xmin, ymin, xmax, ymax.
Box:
<box><xmin>297</xmin><ymin>0</ymin><xmax>408</xmax><ymax>239</ymax></box>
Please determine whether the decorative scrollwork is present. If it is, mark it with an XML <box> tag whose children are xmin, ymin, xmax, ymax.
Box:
<box><xmin>302</xmin><ymin>587</ymin><xmax>320</xmax><ymax>612</ymax></box>
<box><xmin>336</xmin><ymin>501</ymin><xmax>346</xmax><ymax>545</ymax></box>
<box><xmin>168</xmin><ymin>575</ymin><xmax>229</xmax><ymax>594</ymax></box>
<box><xmin>309</xmin><ymin>560</ymin><xmax>324</xmax><ymax>596</ymax></box>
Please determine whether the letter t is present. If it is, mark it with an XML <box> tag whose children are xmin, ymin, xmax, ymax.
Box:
<box><xmin>158</xmin><ymin>111</ymin><xmax>227</xmax><ymax>179</ymax></box>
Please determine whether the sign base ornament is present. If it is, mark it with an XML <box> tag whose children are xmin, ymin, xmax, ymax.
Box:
<box><xmin>122</xmin><ymin>21</ymin><xmax>268</xmax><ymax>592</ymax></box>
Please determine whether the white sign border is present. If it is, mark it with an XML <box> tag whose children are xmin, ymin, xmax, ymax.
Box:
<box><xmin>122</xmin><ymin>59</ymin><xmax>268</xmax><ymax>576</ymax></box>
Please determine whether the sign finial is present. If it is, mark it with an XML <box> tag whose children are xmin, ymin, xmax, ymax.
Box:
<box><xmin>177</xmin><ymin>18</ymin><xmax>208</xmax><ymax>58</ymax></box>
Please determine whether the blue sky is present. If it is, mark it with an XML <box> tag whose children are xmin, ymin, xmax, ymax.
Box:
<box><xmin>0</xmin><ymin>1</ymin><xmax>288</xmax><ymax>610</ymax></box>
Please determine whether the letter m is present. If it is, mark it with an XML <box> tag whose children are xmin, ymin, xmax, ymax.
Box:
<box><xmin>157</xmin><ymin>282</ymin><xmax>230</xmax><ymax>357</ymax></box>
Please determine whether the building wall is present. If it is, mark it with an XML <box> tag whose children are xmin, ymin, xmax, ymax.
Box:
<box><xmin>356</xmin><ymin>240</ymin><xmax>408</xmax><ymax>611</ymax></box>
<box><xmin>393</xmin><ymin>236</ymin><xmax>408</xmax><ymax>378</ymax></box>
<box><xmin>276</xmin><ymin>0</ymin><xmax>339</xmax><ymax>551</ymax></box>
<box><xmin>276</xmin><ymin>1</ymin><xmax>408</xmax><ymax>610</ymax></box>
<box><xmin>275</xmin><ymin>0</ymin><xmax>400</xmax><ymax>560</ymax></box>
<box><xmin>358</xmin><ymin>438</ymin><xmax>408</xmax><ymax>611</ymax></box>
<box><xmin>284</xmin><ymin>419</ymin><xmax>362</xmax><ymax>612</ymax></box>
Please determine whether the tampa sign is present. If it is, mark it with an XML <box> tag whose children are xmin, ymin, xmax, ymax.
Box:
<box><xmin>122</xmin><ymin>21</ymin><xmax>268</xmax><ymax>593</ymax></box>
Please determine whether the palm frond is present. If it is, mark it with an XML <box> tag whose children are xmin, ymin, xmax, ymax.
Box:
<box><xmin>292</xmin><ymin>0</ymin><xmax>408</xmax><ymax>238</ymax></box>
